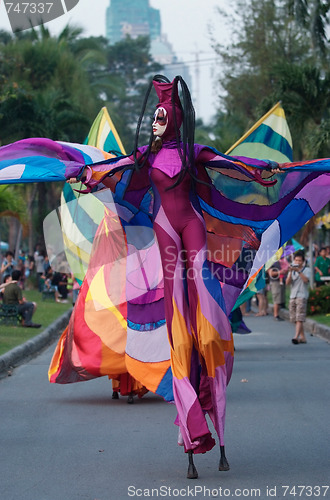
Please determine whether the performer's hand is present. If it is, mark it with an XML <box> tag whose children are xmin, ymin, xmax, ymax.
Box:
<box><xmin>66</xmin><ymin>167</ymin><xmax>88</xmax><ymax>184</ymax></box>
<box><xmin>268</xmin><ymin>161</ymin><xmax>284</xmax><ymax>174</ymax></box>
<box><xmin>270</xmin><ymin>167</ymin><xmax>285</xmax><ymax>174</ymax></box>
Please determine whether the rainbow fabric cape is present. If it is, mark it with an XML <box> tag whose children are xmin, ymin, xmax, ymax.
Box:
<box><xmin>1</xmin><ymin>106</ymin><xmax>330</xmax><ymax>401</ymax></box>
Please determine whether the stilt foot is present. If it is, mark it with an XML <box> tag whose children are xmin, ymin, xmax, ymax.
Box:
<box><xmin>187</xmin><ymin>450</ymin><xmax>198</xmax><ymax>479</ymax></box>
<box><xmin>219</xmin><ymin>445</ymin><xmax>230</xmax><ymax>471</ymax></box>
<box><xmin>112</xmin><ymin>391</ymin><xmax>119</xmax><ymax>400</ymax></box>
<box><xmin>127</xmin><ymin>393</ymin><xmax>134</xmax><ymax>404</ymax></box>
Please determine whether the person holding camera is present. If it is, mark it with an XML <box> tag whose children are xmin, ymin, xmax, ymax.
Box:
<box><xmin>286</xmin><ymin>251</ymin><xmax>310</xmax><ymax>344</ymax></box>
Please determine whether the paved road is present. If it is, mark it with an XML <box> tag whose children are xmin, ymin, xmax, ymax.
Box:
<box><xmin>1</xmin><ymin>314</ymin><xmax>330</xmax><ymax>500</ymax></box>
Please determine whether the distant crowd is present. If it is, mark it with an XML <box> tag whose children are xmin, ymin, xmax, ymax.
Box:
<box><xmin>0</xmin><ymin>245</ymin><xmax>80</xmax><ymax>306</ymax></box>
<box><xmin>245</xmin><ymin>244</ymin><xmax>330</xmax><ymax>345</ymax></box>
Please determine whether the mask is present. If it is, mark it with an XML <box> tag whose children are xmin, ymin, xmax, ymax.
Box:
<box><xmin>152</xmin><ymin>107</ymin><xmax>168</xmax><ymax>137</ymax></box>
<box><xmin>153</xmin><ymin>80</ymin><xmax>183</xmax><ymax>141</ymax></box>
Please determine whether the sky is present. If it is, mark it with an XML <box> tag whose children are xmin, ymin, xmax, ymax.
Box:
<box><xmin>0</xmin><ymin>0</ymin><xmax>228</xmax><ymax>123</ymax></box>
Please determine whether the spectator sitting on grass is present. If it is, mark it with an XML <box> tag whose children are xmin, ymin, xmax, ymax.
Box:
<box><xmin>2</xmin><ymin>270</ymin><xmax>41</xmax><ymax>328</ymax></box>
<box><xmin>51</xmin><ymin>270</ymin><xmax>68</xmax><ymax>303</ymax></box>
<box><xmin>0</xmin><ymin>274</ymin><xmax>17</xmax><ymax>300</ymax></box>
<box><xmin>42</xmin><ymin>267</ymin><xmax>60</xmax><ymax>302</ymax></box>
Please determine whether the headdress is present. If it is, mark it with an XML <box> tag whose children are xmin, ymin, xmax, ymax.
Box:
<box><xmin>153</xmin><ymin>80</ymin><xmax>183</xmax><ymax>140</ymax></box>
<box><xmin>133</xmin><ymin>75</ymin><xmax>196</xmax><ymax>188</ymax></box>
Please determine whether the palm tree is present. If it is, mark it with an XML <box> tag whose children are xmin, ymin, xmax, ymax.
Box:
<box><xmin>0</xmin><ymin>24</ymin><xmax>106</xmax><ymax>248</ymax></box>
<box><xmin>0</xmin><ymin>24</ymin><xmax>102</xmax><ymax>144</ymax></box>
<box><xmin>272</xmin><ymin>63</ymin><xmax>330</xmax><ymax>158</ymax></box>
<box><xmin>284</xmin><ymin>0</ymin><xmax>330</xmax><ymax>60</ymax></box>
<box><xmin>0</xmin><ymin>185</ymin><xmax>28</xmax><ymax>253</ymax></box>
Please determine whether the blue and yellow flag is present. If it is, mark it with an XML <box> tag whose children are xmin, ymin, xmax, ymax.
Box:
<box><xmin>84</xmin><ymin>107</ymin><xmax>126</xmax><ymax>155</ymax></box>
<box><xmin>226</xmin><ymin>102</ymin><xmax>293</xmax><ymax>162</ymax></box>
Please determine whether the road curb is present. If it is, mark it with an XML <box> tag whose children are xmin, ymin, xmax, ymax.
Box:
<box><xmin>0</xmin><ymin>309</ymin><xmax>72</xmax><ymax>379</ymax></box>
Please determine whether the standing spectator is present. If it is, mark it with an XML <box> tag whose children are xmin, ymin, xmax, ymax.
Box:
<box><xmin>314</xmin><ymin>247</ymin><xmax>330</xmax><ymax>287</ymax></box>
<box><xmin>268</xmin><ymin>260</ymin><xmax>283</xmax><ymax>321</ymax></box>
<box><xmin>255</xmin><ymin>269</ymin><xmax>268</xmax><ymax>316</ymax></box>
<box><xmin>279</xmin><ymin>255</ymin><xmax>290</xmax><ymax>308</ymax></box>
<box><xmin>34</xmin><ymin>250</ymin><xmax>45</xmax><ymax>292</ymax></box>
<box><xmin>17</xmin><ymin>250</ymin><xmax>27</xmax><ymax>289</ymax></box>
<box><xmin>286</xmin><ymin>251</ymin><xmax>310</xmax><ymax>344</ymax></box>
<box><xmin>1</xmin><ymin>251</ymin><xmax>16</xmax><ymax>283</ymax></box>
<box><xmin>27</xmin><ymin>254</ymin><xmax>35</xmax><ymax>276</ymax></box>
<box><xmin>2</xmin><ymin>270</ymin><xmax>41</xmax><ymax>328</ymax></box>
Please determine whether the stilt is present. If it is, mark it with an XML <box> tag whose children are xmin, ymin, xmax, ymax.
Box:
<box><xmin>187</xmin><ymin>450</ymin><xmax>198</xmax><ymax>479</ymax></box>
<box><xmin>127</xmin><ymin>392</ymin><xmax>134</xmax><ymax>404</ymax></box>
<box><xmin>219</xmin><ymin>445</ymin><xmax>230</xmax><ymax>471</ymax></box>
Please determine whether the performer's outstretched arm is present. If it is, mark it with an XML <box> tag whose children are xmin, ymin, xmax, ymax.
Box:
<box><xmin>196</xmin><ymin>146</ymin><xmax>279</xmax><ymax>186</ymax></box>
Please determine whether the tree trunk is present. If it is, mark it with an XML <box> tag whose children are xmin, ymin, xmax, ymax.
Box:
<box><xmin>26</xmin><ymin>184</ymin><xmax>38</xmax><ymax>255</ymax></box>
<box><xmin>8</xmin><ymin>217</ymin><xmax>20</xmax><ymax>251</ymax></box>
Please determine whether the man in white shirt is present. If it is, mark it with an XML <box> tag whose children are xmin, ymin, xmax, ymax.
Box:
<box><xmin>286</xmin><ymin>251</ymin><xmax>310</xmax><ymax>344</ymax></box>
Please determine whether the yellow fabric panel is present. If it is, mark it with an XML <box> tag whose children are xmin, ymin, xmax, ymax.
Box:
<box><xmin>196</xmin><ymin>298</ymin><xmax>234</xmax><ymax>378</ymax></box>
<box><xmin>48</xmin><ymin>327</ymin><xmax>68</xmax><ymax>379</ymax></box>
<box><xmin>125</xmin><ymin>355</ymin><xmax>170</xmax><ymax>393</ymax></box>
<box><xmin>170</xmin><ymin>297</ymin><xmax>193</xmax><ymax>380</ymax></box>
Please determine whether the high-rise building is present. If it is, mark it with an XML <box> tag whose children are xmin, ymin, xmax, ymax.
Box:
<box><xmin>105</xmin><ymin>0</ymin><xmax>191</xmax><ymax>87</ymax></box>
<box><xmin>106</xmin><ymin>0</ymin><xmax>161</xmax><ymax>44</ymax></box>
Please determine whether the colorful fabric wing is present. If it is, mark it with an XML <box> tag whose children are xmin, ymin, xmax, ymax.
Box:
<box><xmin>0</xmin><ymin>138</ymin><xmax>112</xmax><ymax>184</ymax></box>
<box><xmin>196</xmin><ymin>150</ymin><xmax>330</xmax><ymax>316</ymax></box>
<box><xmin>217</xmin><ymin>102</ymin><xmax>293</xmax><ymax>311</ymax></box>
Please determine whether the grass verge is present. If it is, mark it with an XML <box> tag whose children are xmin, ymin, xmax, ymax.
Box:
<box><xmin>307</xmin><ymin>314</ymin><xmax>330</xmax><ymax>328</ymax></box>
<box><xmin>0</xmin><ymin>290</ymin><xmax>72</xmax><ymax>356</ymax></box>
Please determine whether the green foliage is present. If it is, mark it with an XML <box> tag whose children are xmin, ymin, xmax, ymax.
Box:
<box><xmin>0</xmin><ymin>26</ymin><xmax>162</xmax><ymax>246</ymax></box>
<box><xmin>0</xmin><ymin>185</ymin><xmax>26</xmax><ymax>217</ymax></box>
<box><xmin>0</xmin><ymin>28</ymin><xmax>98</xmax><ymax>143</ymax></box>
<box><xmin>211</xmin><ymin>0</ymin><xmax>330</xmax><ymax>157</ymax></box>
<box><xmin>270</xmin><ymin>62</ymin><xmax>330</xmax><ymax>158</ymax></box>
<box><xmin>307</xmin><ymin>285</ymin><xmax>330</xmax><ymax>315</ymax></box>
